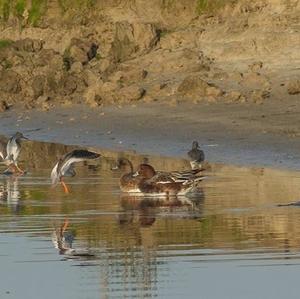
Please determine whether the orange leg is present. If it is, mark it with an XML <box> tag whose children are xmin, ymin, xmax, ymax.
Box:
<box><xmin>4</xmin><ymin>163</ymin><xmax>21</xmax><ymax>175</ymax></box>
<box><xmin>4</xmin><ymin>164</ymin><xmax>16</xmax><ymax>174</ymax></box>
<box><xmin>15</xmin><ymin>164</ymin><xmax>25</xmax><ymax>175</ymax></box>
<box><xmin>61</xmin><ymin>218</ymin><xmax>69</xmax><ymax>234</ymax></box>
<box><xmin>61</xmin><ymin>180</ymin><xmax>70</xmax><ymax>194</ymax></box>
<box><xmin>7</xmin><ymin>163</ymin><xmax>24</xmax><ymax>175</ymax></box>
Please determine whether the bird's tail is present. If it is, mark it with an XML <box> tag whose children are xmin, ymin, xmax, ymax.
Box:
<box><xmin>182</xmin><ymin>175</ymin><xmax>206</xmax><ymax>186</ymax></box>
<box><xmin>170</xmin><ymin>168</ymin><xmax>205</xmax><ymax>184</ymax></box>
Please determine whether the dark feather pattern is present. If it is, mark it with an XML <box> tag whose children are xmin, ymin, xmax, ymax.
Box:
<box><xmin>135</xmin><ymin>164</ymin><xmax>205</xmax><ymax>195</ymax></box>
<box><xmin>51</xmin><ymin>149</ymin><xmax>100</xmax><ymax>184</ymax></box>
<box><xmin>114</xmin><ymin>158</ymin><xmax>140</xmax><ymax>192</ymax></box>
<box><xmin>187</xmin><ymin>141</ymin><xmax>205</xmax><ymax>163</ymax></box>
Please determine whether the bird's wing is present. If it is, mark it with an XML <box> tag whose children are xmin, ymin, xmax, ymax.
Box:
<box><xmin>167</xmin><ymin>169</ymin><xmax>203</xmax><ymax>183</ymax></box>
<box><xmin>145</xmin><ymin>173</ymin><xmax>204</xmax><ymax>192</ymax></box>
<box><xmin>6</xmin><ymin>138</ymin><xmax>20</xmax><ymax>162</ymax></box>
<box><xmin>148</xmin><ymin>173</ymin><xmax>175</xmax><ymax>184</ymax></box>
<box><xmin>62</xmin><ymin>150</ymin><xmax>100</xmax><ymax>164</ymax></box>
<box><xmin>51</xmin><ymin>162</ymin><xmax>59</xmax><ymax>184</ymax></box>
<box><xmin>188</xmin><ymin>149</ymin><xmax>205</xmax><ymax>162</ymax></box>
<box><xmin>150</xmin><ymin>169</ymin><xmax>205</xmax><ymax>186</ymax></box>
<box><xmin>52</xmin><ymin>150</ymin><xmax>100</xmax><ymax>182</ymax></box>
<box><xmin>0</xmin><ymin>139</ymin><xmax>7</xmax><ymax>160</ymax></box>
<box><xmin>60</xmin><ymin>150</ymin><xmax>100</xmax><ymax>175</ymax></box>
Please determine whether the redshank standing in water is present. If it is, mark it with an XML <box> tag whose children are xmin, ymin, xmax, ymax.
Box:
<box><xmin>0</xmin><ymin>132</ymin><xmax>28</xmax><ymax>174</ymax></box>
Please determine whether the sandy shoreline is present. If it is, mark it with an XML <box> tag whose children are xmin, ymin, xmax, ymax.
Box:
<box><xmin>1</xmin><ymin>100</ymin><xmax>300</xmax><ymax>170</ymax></box>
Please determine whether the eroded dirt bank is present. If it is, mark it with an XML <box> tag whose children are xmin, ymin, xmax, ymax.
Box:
<box><xmin>0</xmin><ymin>0</ymin><xmax>299</xmax><ymax>111</ymax></box>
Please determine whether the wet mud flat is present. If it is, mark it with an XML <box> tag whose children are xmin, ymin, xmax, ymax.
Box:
<box><xmin>1</xmin><ymin>139</ymin><xmax>300</xmax><ymax>298</ymax></box>
<box><xmin>2</xmin><ymin>100</ymin><xmax>300</xmax><ymax>169</ymax></box>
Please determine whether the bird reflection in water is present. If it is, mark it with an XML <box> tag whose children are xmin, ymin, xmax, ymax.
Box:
<box><xmin>118</xmin><ymin>188</ymin><xmax>205</xmax><ymax>227</ymax></box>
<box><xmin>0</xmin><ymin>177</ymin><xmax>21</xmax><ymax>213</ymax></box>
<box><xmin>52</xmin><ymin>219</ymin><xmax>95</xmax><ymax>259</ymax></box>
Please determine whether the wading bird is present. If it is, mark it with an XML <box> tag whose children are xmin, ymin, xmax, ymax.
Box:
<box><xmin>51</xmin><ymin>149</ymin><xmax>100</xmax><ymax>193</ymax></box>
<box><xmin>187</xmin><ymin>141</ymin><xmax>205</xmax><ymax>170</ymax></box>
<box><xmin>0</xmin><ymin>132</ymin><xmax>28</xmax><ymax>174</ymax></box>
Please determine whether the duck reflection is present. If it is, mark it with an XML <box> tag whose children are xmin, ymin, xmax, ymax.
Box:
<box><xmin>102</xmin><ymin>192</ymin><xmax>205</xmax><ymax>298</ymax></box>
<box><xmin>52</xmin><ymin>219</ymin><xmax>95</xmax><ymax>259</ymax></box>
<box><xmin>0</xmin><ymin>176</ymin><xmax>20</xmax><ymax>212</ymax></box>
<box><xmin>118</xmin><ymin>188</ymin><xmax>205</xmax><ymax>227</ymax></box>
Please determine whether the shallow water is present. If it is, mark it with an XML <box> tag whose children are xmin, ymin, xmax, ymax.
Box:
<box><xmin>1</xmin><ymin>140</ymin><xmax>300</xmax><ymax>298</ymax></box>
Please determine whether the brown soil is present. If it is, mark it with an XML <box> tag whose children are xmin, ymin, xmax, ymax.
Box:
<box><xmin>0</xmin><ymin>0</ymin><xmax>299</xmax><ymax>111</ymax></box>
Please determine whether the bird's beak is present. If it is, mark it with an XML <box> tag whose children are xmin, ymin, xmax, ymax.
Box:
<box><xmin>111</xmin><ymin>165</ymin><xmax>119</xmax><ymax>170</ymax></box>
<box><xmin>22</xmin><ymin>136</ymin><xmax>28</xmax><ymax>140</ymax></box>
<box><xmin>132</xmin><ymin>171</ymin><xmax>139</xmax><ymax>177</ymax></box>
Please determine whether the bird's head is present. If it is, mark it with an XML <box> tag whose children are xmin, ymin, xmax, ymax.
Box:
<box><xmin>13</xmin><ymin>132</ymin><xmax>28</xmax><ymax>141</ymax></box>
<box><xmin>192</xmin><ymin>141</ymin><xmax>199</xmax><ymax>149</ymax></box>
<box><xmin>133</xmin><ymin>164</ymin><xmax>156</xmax><ymax>179</ymax></box>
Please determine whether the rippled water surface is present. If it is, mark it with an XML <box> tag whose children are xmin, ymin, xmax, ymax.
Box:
<box><xmin>1</xmin><ymin>140</ymin><xmax>300</xmax><ymax>299</ymax></box>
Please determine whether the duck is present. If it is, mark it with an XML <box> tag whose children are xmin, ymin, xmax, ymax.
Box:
<box><xmin>113</xmin><ymin>158</ymin><xmax>205</xmax><ymax>194</ymax></box>
<box><xmin>112</xmin><ymin>158</ymin><xmax>142</xmax><ymax>193</ymax></box>
<box><xmin>51</xmin><ymin>149</ymin><xmax>100</xmax><ymax>193</ymax></box>
<box><xmin>187</xmin><ymin>141</ymin><xmax>205</xmax><ymax>170</ymax></box>
<box><xmin>133</xmin><ymin>163</ymin><xmax>205</xmax><ymax>197</ymax></box>
<box><xmin>0</xmin><ymin>132</ymin><xmax>28</xmax><ymax>174</ymax></box>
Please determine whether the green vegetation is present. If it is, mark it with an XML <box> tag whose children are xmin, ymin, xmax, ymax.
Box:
<box><xmin>1</xmin><ymin>0</ymin><xmax>10</xmax><ymax>21</ymax></box>
<box><xmin>0</xmin><ymin>0</ymin><xmax>47</xmax><ymax>26</ymax></box>
<box><xmin>15</xmin><ymin>0</ymin><xmax>26</xmax><ymax>18</ymax></box>
<box><xmin>0</xmin><ymin>0</ymin><xmax>96</xmax><ymax>26</ymax></box>
<box><xmin>14</xmin><ymin>0</ymin><xmax>26</xmax><ymax>31</ymax></box>
<box><xmin>28</xmin><ymin>0</ymin><xmax>47</xmax><ymax>26</ymax></box>
<box><xmin>196</xmin><ymin>0</ymin><xmax>236</xmax><ymax>14</ymax></box>
<box><xmin>0</xmin><ymin>39</ymin><xmax>12</xmax><ymax>49</ymax></box>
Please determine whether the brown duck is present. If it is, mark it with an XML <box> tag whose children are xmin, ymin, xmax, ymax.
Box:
<box><xmin>133</xmin><ymin>164</ymin><xmax>205</xmax><ymax>196</ymax></box>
